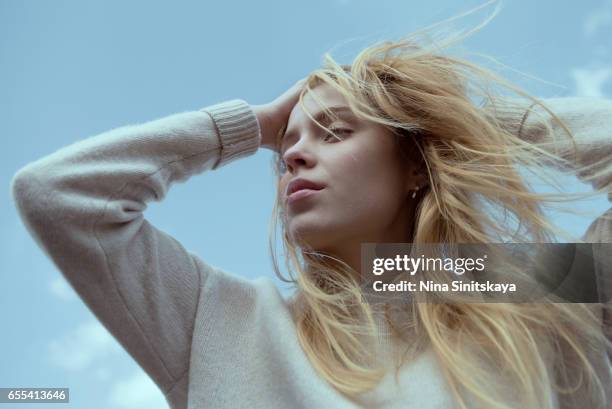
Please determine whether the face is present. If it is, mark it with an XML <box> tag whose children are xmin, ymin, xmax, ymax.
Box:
<box><xmin>278</xmin><ymin>83</ymin><xmax>423</xmax><ymax>253</ymax></box>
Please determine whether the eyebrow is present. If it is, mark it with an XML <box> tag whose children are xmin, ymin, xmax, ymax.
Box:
<box><xmin>279</xmin><ymin>106</ymin><xmax>356</xmax><ymax>147</ymax></box>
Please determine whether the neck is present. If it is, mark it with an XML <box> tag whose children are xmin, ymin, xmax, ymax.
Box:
<box><xmin>319</xmin><ymin>204</ymin><xmax>418</xmax><ymax>278</ymax></box>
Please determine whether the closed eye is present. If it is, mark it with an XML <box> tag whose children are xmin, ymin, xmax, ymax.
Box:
<box><xmin>324</xmin><ymin>127</ymin><xmax>352</xmax><ymax>142</ymax></box>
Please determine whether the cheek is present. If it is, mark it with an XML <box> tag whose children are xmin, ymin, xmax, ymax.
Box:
<box><xmin>329</xmin><ymin>151</ymin><xmax>403</xmax><ymax>212</ymax></box>
<box><xmin>338</xmin><ymin>143</ymin><xmax>398</xmax><ymax>181</ymax></box>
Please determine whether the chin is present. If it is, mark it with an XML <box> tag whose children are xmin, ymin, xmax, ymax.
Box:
<box><xmin>288</xmin><ymin>224</ymin><xmax>330</xmax><ymax>251</ymax></box>
<box><xmin>286</xmin><ymin>210</ymin><xmax>345</xmax><ymax>248</ymax></box>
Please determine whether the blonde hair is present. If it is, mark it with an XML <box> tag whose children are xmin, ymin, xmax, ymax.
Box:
<box><xmin>268</xmin><ymin>2</ymin><xmax>611</xmax><ymax>408</ymax></box>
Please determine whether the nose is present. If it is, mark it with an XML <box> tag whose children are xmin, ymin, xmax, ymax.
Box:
<box><xmin>282</xmin><ymin>139</ymin><xmax>316</xmax><ymax>173</ymax></box>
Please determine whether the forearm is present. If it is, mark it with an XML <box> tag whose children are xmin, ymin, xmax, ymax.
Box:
<box><xmin>486</xmin><ymin>96</ymin><xmax>612</xmax><ymax>200</ymax></box>
<box><xmin>9</xmin><ymin>99</ymin><xmax>261</xmax><ymax>394</ymax></box>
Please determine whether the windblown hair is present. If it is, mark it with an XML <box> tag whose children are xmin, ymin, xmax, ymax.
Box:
<box><xmin>268</xmin><ymin>2</ymin><xmax>611</xmax><ymax>408</ymax></box>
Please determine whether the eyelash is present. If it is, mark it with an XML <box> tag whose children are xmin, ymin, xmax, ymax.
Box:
<box><xmin>323</xmin><ymin>127</ymin><xmax>352</xmax><ymax>141</ymax></box>
<box><xmin>277</xmin><ymin>127</ymin><xmax>352</xmax><ymax>173</ymax></box>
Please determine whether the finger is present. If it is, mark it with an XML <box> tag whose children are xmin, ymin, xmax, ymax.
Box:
<box><xmin>286</xmin><ymin>77</ymin><xmax>308</xmax><ymax>98</ymax></box>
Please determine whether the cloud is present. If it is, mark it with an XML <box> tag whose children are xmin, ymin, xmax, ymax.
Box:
<box><xmin>570</xmin><ymin>67</ymin><xmax>612</xmax><ymax>97</ymax></box>
<box><xmin>48</xmin><ymin>275</ymin><xmax>78</xmax><ymax>301</ymax></box>
<box><xmin>583</xmin><ymin>1</ymin><xmax>612</xmax><ymax>38</ymax></box>
<box><xmin>47</xmin><ymin>320</ymin><xmax>122</xmax><ymax>371</ymax></box>
<box><xmin>108</xmin><ymin>371</ymin><xmax>167</xmax><ymax>409</ymax></box>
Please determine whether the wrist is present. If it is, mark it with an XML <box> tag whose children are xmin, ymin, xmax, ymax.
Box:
<box><xmin>252</xmin><ymin>104</ymin><xmax>278</xmax><ymax>150</ymax></box>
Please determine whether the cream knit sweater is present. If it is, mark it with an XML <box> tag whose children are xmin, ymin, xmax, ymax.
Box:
<box><xmin>10</xmin><ymin>97</ymin><xmax>612</xmax><ymax>409</ymax></box>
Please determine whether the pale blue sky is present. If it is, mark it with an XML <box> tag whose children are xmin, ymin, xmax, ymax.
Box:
<box><xmin>2</xmin><ymin>1</ymin><xmax>611</xmax><ymax>408</ymax></box>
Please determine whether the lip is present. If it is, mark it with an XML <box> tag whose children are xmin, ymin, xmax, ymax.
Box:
<box><xmin>285</xmin><ymin>178</ymin><xmax>325</xmax><ymax>198</ymax></box>
<box><xmin>286</xmin><ymin>188</ymin><xmax>323</xmax><ymax>205</ymax></box>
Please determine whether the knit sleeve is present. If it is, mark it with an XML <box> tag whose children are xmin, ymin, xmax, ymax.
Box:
<box><xmin>9</xmin><ymin>99</ymin><xmax>261</xmax><ymax>405</ymax></box>
<box><xmin>484</xmin><ymin>96</ymin><xmax>612</xmax><ymax>231</ymax></box>
<box><xmin>485</xmin><ymin>96</ymin><xmax>612</xmax><ymax>343</ymax></box>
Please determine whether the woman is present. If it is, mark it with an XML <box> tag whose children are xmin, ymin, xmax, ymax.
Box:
<box><xmin>10</xmin><ymin>16</ymin><xmax>612</xmax><ymax>409</ymax></box>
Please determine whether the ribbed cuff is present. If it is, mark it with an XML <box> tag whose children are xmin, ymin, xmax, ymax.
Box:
<box><xmin>483</xmin><ymin>97</ymin><xmax>544</xmax><ymax>141</ymax></box>
<box><xmin>201</xmin><ymin>99</ymin><xmax>261</xmax><ymax>169</ymax></box>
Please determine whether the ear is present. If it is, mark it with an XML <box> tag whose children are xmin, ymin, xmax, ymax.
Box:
<box><xmin>404</xmin><ymin>166</ymin><xmax>429</xmax><ymax>196</ymax></box>
<box><xmin>413</xmin><ymin>169</ymin><xmax>429</xmax><ymax>189</ymax></box>
<box><xmin>396</xmin><ymin>132</ymin><xmax>429</xmax><ymax>195</ymax></box>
